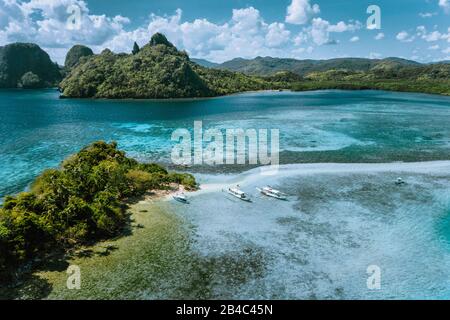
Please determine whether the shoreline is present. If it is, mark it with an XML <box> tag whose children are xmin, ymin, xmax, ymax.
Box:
<box><xmin>131</xmin><ymin>183</ymin><xmax>192</xmax><ymax>204</ymax></box>
<box><xmin>2</xmin><ymin>86</ymin><xmax>448</xmax><ymax>100</ymax></box>
<box><xmin>57</xmin><ymin>87</ymin><xmax>450</xmax><ymax>101</ymax></box>
<box><xmin>0</xmin><ymin>183</ymin><xmax>192</xmax><ymax>299</ymax></box>
<box><xmin>187</xmin><ymin>160</ymin><xmax>450</xmax><ymax>198</ymax></box>
<box><xmin>4</xmin><ymin>159</ymin><xmax>450</xmax><ymax>299</ymax></box>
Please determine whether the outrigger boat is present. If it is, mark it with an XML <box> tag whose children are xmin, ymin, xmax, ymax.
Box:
<box><xmin>257</xmin><ymin>186</ymin><xmax>287</xmax><ymax>200</ymax></box>
<box><xmin>227</xmin><ymin>185</ymin><xmax>251</xmax><ymax>202</ymax></box>
<box><xmin>173</xmin><ymin>192</ymin><xmax>188</xmax><ymax>203</ymax></box>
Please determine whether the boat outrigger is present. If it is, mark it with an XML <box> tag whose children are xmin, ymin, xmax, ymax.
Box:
<box><xmin>173</xmin><ymin>192</ymin><xmax>188</xmax><ymax>203</ymax></box>
<box><xmin>257</xmin><ymin>186</ymin><xmax>287</xmax><ymax>200</ymax></box>
<box><xmin>227</xmin><ymin>185</ymin><xmax>251</xmax><ymax>202</ymax></box>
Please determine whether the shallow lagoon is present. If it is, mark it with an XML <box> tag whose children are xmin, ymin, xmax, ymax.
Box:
<box><xmin>2</xmin><ymin>89</ymin><xmax>450</xmax><ymax>197</ymax></box>
<box><xmin>1</xmin><ymin>89</ymin><xmax>450</xmax><ymax>299</ymax></box>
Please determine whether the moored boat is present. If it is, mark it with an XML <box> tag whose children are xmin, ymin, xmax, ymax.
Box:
<box><xmin>227</xmin><ymin>185</ymin><xmax>251</xmax><ymax>202</ymax></box>
<box><xmin>173</xmin><ymin>192</ymin><xmax>188</xmax><ymax>203</ymax></box>
<box><xmin>257</xmin><ymin>186</ymin><xmax>287</xmax><ymax>200</ymax></box>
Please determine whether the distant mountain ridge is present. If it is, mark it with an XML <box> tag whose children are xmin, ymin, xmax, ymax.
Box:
<box><xmin>0</xmin><ymin>43</ymin><xmax>61</xmax><ymax>88</ymax></box>
<box><xmin>192</xmin><ymin>54</ymin><xmax>450</xmax><ymax>96</ymax></box>
<box><xmin>193</xmin><ymin>56</ymin><xmax>422</xmax><ymax>76</ymax></box>
<box><xmin>0</xmin><ymin>36</ymin><xmax>448</xmax><ymax>96</ymax></box>
<box><xmin>191</xmin><ymin>58</ymin><xmax>220</xmax><ymax>68</ymax></box>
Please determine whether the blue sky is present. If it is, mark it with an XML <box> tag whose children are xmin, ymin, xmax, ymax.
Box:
<box><xmin>1</xmin><ymin>0</ymin><xmax>449</xmax><ymax>64</ymax></box>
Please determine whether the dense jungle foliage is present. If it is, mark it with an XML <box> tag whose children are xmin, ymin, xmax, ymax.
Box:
<box><xmin>0</xmin><ymin>141</ymin><xmax>196</xmax><ymax>281</ymax></box>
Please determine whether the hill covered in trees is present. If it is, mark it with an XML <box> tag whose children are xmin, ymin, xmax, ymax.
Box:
<box><xmin>197</xmin><ymin>56</ymin><xmax>421</xmax><ymax>76</ymax></box>
<box><xmin>194</xmin><ymin>55</ymin><xmax>450</xmax><ymax>95</ymax></box>
<box><xmin>59</xmin><ymin>33</ymin><xmax>272</xmax><ymax>99</ymax></box>
<box><xmin>0</xmin><ymin>43</ymin><xmax>62</xmax><ymax>88</ymax></box>
<box><xmin>0</xmin><ymin>141</ymin><xmax>196</xmax><ymax>282</ymax></box>
<box><xmin>64</xmin><ymin>45</ymin><xmax>94</xmax><ymax>69</ymax></box>
<box><xmin>289</xmin><ymin>62</ymin><xmax>450</xmax><ymax>95</ymax></box>
<box><xmin>0</xmin><ymin>34</ymin><xmax>448</xmax><ymax>96</ymax></box>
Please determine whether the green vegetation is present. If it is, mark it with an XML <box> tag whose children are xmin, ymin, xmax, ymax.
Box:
<box><xmin>0</xmin><ymin>33</ymin><xmax>450</xmax><ymax>95</ymax></box>
<box><xmin>60</xmin><ymin>33</ymin><xmax>449</xmax><ymax>98</ymax></box>
<box><xmin>0</xmin><ymin>141</ymin><xmax>196</xmax><ymax>282</ymax></box>
<box><xmin>191</xmin><ymin>58</ymin><xmax>220</xmax><ymax>69</ymax></box>
<box><xmin>263</xmin><ymin>71</ymin><xmax>303</xmax><ymax>83</ymax></box>
<box><xmin>291</xmin><ymin>63</ymin><xmax>450</xmax><ymax>95</ymax></box>
<box><xmin>132</xmin><ymin>42</ymin><xmax>140</xmax><ymax>55</ymax></box>
<box><xmin>59</xmin><ymin>33</ymin><xmax>275</xmax><ymax>98</ymax></box>
<box><xmin>19</xmin><ymin>72</ymin><xmax>42</xmax><ymax>89</ymax></box>
<box><xmin>1</xmin><ymin>34</ymin><xmax>447</xmax><ymax>96</ymax></box>
<box><xmin>200</xmin><ymin>55</ymin><xmax>450</xmax><ymax>95</ymax></box>
<box><xmin>64</xmin><ymin>45</ymin><xmax>94</xmax><ymax>69</ymax></box>
<box><xmin>215</xmin><ymin>56</ymin><xmax>420</xmax><ymax>76</ymax></box>
<box><xmin>0</xmin><ymin>37</ymin><xmax>448</xmax><ymax>95</ymax></box>
<box><xmin>0</xmin><ymin>43</ymin><xmax>62</xmax><ymax>88</ymax></box>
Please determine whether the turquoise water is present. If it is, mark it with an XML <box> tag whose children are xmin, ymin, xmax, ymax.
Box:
<box><xmin>182</xmin><ymin>163</ymin><xmax>450</xmax><ymax>299</ymax></box>
<box><xmin>2</xmin><ymin>89</ymin><xmax>450</xmax><ymax>198</ymax></box>
<box><xmin>2</xmin><ymin>89</ymin><xmax>450</xmax><ymax>299</ymax></box>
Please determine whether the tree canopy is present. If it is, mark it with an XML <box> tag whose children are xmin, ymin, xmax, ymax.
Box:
<box><xmin>65</xmin><ymin>45</ymin><xmax>94</xmax><ymax>69</ymax></box>
<box><xmin>59</xmin><ymin>33</ymin><xmax>275</xmax><ymax>99</ymax></box>
<box><xmin>0</xmin><ymin>141</ymin><xmax>196</xmax><ymax>282</ymax></box>
<box><xmin>132</xmin><ymin>42</ymin><xmax>140</xmax><ymax>55</ymax></box>
<box><xmin>0</xmin><ymin>43</ymin><xmax>61</xmax><ymax>88</ymax></box>
<box><xmin>19</xmin><ymin>72</ymin><xmax>43</xmax><ymax>89</ymax></box>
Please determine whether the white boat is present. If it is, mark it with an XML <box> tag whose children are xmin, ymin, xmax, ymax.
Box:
<box><xmin>173</xmin><ymin>193</ymin><xmax>188</xmax><ymax>203</ymax></box>
<box><xmin>257</xmin><ymin>186</ymin><xmax>287</xmax><ymax>200</ymax></box>
<box><xmin>395</xmin><ymin>178</ymin><xmax>406</xmax><ymax>185</ymax></box>
<box><xmin>227</xmin><ymin>186</ymin><xmax>251</xmax><ymax>202</ymax></box>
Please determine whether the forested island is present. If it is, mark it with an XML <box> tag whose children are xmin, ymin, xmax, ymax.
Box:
<box><xmin>0</xmin><ymin>32</ymin><xmax>449</xmax><ymax>97</ymax></box>
<box><xmin>0</xmin><ymin>141</ymin><xmax>196</xmax><ymax>283</ymax></box>
<box><xmin>59</xmin><ymin>33</ymin><xmax>272</xmax><ymax>98</ymax></box>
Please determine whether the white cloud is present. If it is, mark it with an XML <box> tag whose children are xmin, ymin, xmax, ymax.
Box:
<box><xmin>0</xmin><ymin>0</ymin><xmax>131</xmax><ymax>62</ymax></box>
<box><xmin>231</xmin><ymin>7</ymin><xmax>264</xmax><ymax>35</ymax></box>
<box><xmin>429</xmin><ymin>44</ymin><xmax>440</xmax><ymax>50</ymax></box>
<box><xmin>327</xmin><ymin>20</ymin><xmax>362</xmax><ymax>32</ymax></box>
<box><xmin>0</xmin><ymin>3</ymin><xmax>296</xmax><ymax>63</ymax></box>
<box><xmin>396</xmin><ymin>31</ymin><xmax>415</xmax><ymax>42</ymax></box>
<box><xmin>285</xmin><ymin>0</ymin><xmax>320</xmax><ymax>25</ymax></box>
<box><xmin>439</xmin><ymin>0</ymin><xmax>450</xmax><ymax>13</ymax></box>
<box><xmin>444</xmin><ymin>27</ymin><xmax>450</xmax><ymax>42</ymax></box>
<box><xmin>374</xmin><ymin>32</ymin><xmax>384</xmax><ymax>40</ymax></box>
<box><xmin>301</xmin><ymin>18</ymin><xmax>361</xmax><ymax>46</ymax></box>
<box><xmin>369</xmin><ymin>52</ymin><xmax>382</xmax><ymax>59</ymax></box>
<box><xmin>108</xmin><ymin>7</ymin><xmax>293</xmax><ymax>62</ymax></box>
<box><xmin>293</xmin><ymin>31</ymin><xmax>308</xmax><ymax>45</ymax></box>
<box><xmin>419</xmin><ymin>12</ymin><xmax>436</xmax><ymax>18</ymax></box>
<box><xmin>309</xmin><ymin>18</ymin><xmax>331</xmax><ymax>45</ymax></box>
<box><xmin>424</xmin><ymin>30</ymin><xmax>442</xmax><ymax>41</ymax></box>
<box><xmin>443</xmin><ymin>47</ymin><xmax>450</xmax><ymax>54</ymax></box>
<box><xmin>416</xmin><ymin>25</ymin><xmax>450</xmax><ymax>42</ymax></box>
<box><xmin>265</xmin><ymin>22</ymin><xmax>291</xmax><ymax>47</ymax></box>
<box><xmin>5</xmin><ymin>1</ymin><xmax>439</xmax><ymax>64</ymax></box>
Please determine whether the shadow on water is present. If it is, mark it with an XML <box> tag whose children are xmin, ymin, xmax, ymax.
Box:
<box><xmin>0</xmin><ymin>212</ymin><xmax>135</xmax><ymax>300</ymax></box>
<box><xmin>174</xmin><ymin>245</ymin><xmax>269</xmax><ymax>299</ymax></box>
<box><xmin>0</xmin><ymin>274</ymin><xmax>53</xmax><ymax>300</ymax></box>
<box><xmin>437</xmin><ymin>210</ymin><xmax>450</xmax><ymax>248</ymax></box>
<box><xmin>0</xmin><ymin>254</ymin><xmax>68</xmax><ymax>300</ymax></box>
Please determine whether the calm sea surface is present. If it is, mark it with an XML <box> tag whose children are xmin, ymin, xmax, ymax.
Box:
<box><xmin>1</xmin><ymin>89</ymin><xmax>450</xmax><ymax>299</ymax></box>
